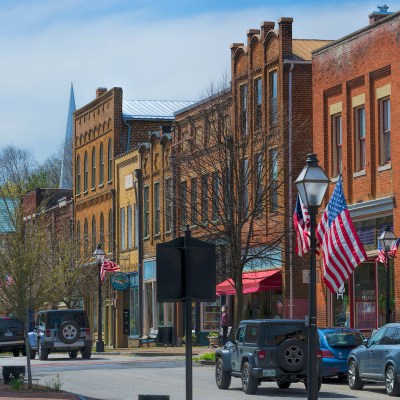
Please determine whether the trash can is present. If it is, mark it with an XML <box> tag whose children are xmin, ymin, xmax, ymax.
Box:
<box><xmin>157</xmin><ymin>326</ymin><xmax>174</xmax><ymax>346</ymax></box>
<box><xmin>138</xmin><ymin>396</ymin><xmax>170</xmax><ymax>400</ymax></box>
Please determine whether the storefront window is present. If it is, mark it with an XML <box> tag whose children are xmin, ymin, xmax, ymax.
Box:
<box><xmin>129</xmin><ymin>273</ymin><xmax>139</xmax><ymax>336</ymax></box>
<box><xmin>202</xmin><ymin>302</ymin><xmax>220</xmax><ymax>331</ymax></box>
<box><xmin>331</xmin><ymin>281</ymin><xmax>349</xmax><ymax>327</ymax></box>
<box><xmin>377</xmin><ymin>260</ymin><xmax>395</xmax><ymax>325</ymax></box>
<box><xmin>158</xmin><ymin>303</ymin><xmax>173</xmax><ymax>326</ymax></box>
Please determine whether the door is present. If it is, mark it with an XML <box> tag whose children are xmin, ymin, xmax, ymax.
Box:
<box><xmin>359</xmin><ymin>327</ymin><xmax>386</xmax><ymax>378</ymax></box>
<box><xmin>231</xmin><ymin>325</ymin><xmax>245</xmax><ymax>372</ymax></box>
<box><xmin>372</xmin><ymin>327</ymin><xmax>396</xmax><ymax>380</ymax></box>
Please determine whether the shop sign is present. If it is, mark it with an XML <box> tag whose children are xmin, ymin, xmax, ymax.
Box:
<box><xmin>111</xmin><ymin>272</ymin><xmax>130</xmax><ymax>291</ymax></box>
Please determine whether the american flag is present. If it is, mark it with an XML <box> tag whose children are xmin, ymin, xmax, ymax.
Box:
<box><xmin>388</xmin><ymin>237</ymin><xmax>400</xmax><ymax>258</ymax></box>
<box><xmin>376</xmin><ymin>240</ymin><xmax>387</xmax><ymax>265</ymax></box>
<box><xmin>100</xmin><ymin>259</ymin><xmax>121</xmax><ymax>283</ymax></box>
<box><xmin>293</xmin><ymin>194</ymin><xmax>311</xmax><ymax>256</ymax></box>
<box><xmin>316</xmin><ymin>177</ymin><xmax>367</xmax><ymax>293</ymax></box>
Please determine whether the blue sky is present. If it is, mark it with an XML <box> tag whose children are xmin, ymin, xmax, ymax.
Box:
<box><xmin>0</xmin><ymin>0</ymin><xmax>398</xmax><ymax>162</ymax></box>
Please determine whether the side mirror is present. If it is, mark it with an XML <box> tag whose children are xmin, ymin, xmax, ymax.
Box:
<box><xmin>362</xmin><ymin>338</ymin><xmax>368</xmax><ymax>346</ymax></box>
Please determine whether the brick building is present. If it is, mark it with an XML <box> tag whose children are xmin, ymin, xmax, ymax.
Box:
<box><xmin>312</xmin><ymin>8</ymin><xmax>399</xmax><ymax>329</ymax></box>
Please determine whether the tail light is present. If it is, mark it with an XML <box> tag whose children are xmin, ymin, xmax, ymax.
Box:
<box><xmin>45</xmin><ymin>329</ymin><xmax>51</xmax><ymax>337</ymax></box>
<box><xmin>85</xmin><ymin>328</ymin><xmax>91</xmax><ymax>335</ymax></box>
<box><xmin>17</xmin><ymin>331</ymin><xmax>24</xmax><ymax>336</ymax></box>
<box><xmin>320</xmin><ymin>349</ymin><xmax>335</xmax><ymax>358</ymax></box>
<box><xmin>256</xmin><ymin>350</ymin><xmax>266</xmax><ymax>360</ymax></box>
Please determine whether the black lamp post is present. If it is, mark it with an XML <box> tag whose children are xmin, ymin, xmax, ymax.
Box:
<box><xmin>93</xmin><ymin>243</ymin><xmax>105</xmax><ymax>352</ymax></box>
<box><xmin>378</xmin><ymin>225</ymin><xmax>396</xmax><ymax>324</ymax></box>
<box><xmin>295</xmin><ymin>154</ymin><xmax>329</xmax><ymax>400</ymax></box>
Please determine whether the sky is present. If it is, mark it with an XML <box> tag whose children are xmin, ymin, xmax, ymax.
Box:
<box><xmin>0</xmin><ymin>0</ymin><xmax>398</xmax><ymax>162</ymax></box>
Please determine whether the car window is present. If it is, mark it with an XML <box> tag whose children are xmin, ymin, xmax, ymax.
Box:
<box><xmin>392</xmin><ymin>329</ymin><xmax>400</xmax><ymax>345</ymax></box>
<box><xmin>369</xmin><ymin>327</ymin><xmax>386</xmax><ymax>346</ymax></box>
<box><xmin>265</xmin><ymin>324</ymin><xmax>306</xmax><ymax>345</ymax></box>
<box><xmin>236</xmin><ymin>326</ymin><xmax>245</xmax><ymax>343</ymax></box>
<box><xmin>323</xmin><ymin>331</ymin><xmax>364</xmax><ymax>347</ymax></box>
<box><xmin>47</xmin><ymin>311</ymin><xmax>87</xmax><ymax>329</ymax></box>
<box><xmin>244</xmin><ymin>324</ymin><xmax>258</xmax><ymax>344</ymax></box>
<box><xmin>0</xmin><ymin>318</ymin><xmax>23</xmax><ymax>331</ymax></box>
<box><xmin>380</xmin><ymin>327</ymin><xmax>396</xmax><ymax>345</ymax></box>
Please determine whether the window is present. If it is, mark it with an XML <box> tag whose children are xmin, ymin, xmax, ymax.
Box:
<box><xmin>180</xmin><ymin>181</ymin><xmax>187</xmax><ymax>227</ymax></box>
<box><xmin>256</xmin><ymin>153</ymin><xmax>263</xmax><ymax>213</ymax></box>
<box><xmin>243</xmin><ymin>159</ymin><xmax>249</xmax><ymax>214</ymax></box>
<box><xmin>369</xmin><ymin>327</ymin><xmax>386</xmax><ymax>346</ymax></box>
<box><xmin>254</xmin><ymin>78</ymin><xmax>262</xmax><ymax>130</ymax></box>
<box><xmin>144</xmin><ymin>186</ymin><xmax>149</xmax><ymax>238</ymax></box>
<box><xmin>380</xmin><ymin>327</ymin><xmax>396</xmax><ymax>345</ymax></box>
<box><xmin>76</xmin><ymin>221</ymin><xmax>81</xmax><ymax>243</ymax></box>
<box><xmin>270</xmin><ymin>71</ymin><xmax>278</xmax><ymax>125</ymax></box>
<box><xmin>99</xmin><ymin>143</ymin><xmax>104</xmax><ymax>185</ymax></box>
<box><xmin>355</xmin><ymin>107</ymin><xmax>366</xmax><ymax>171</ymax></box>
<box><xmin>190</xmin><ymin>178</ymin><xmax>197</xmax><ymax>226</ymax></box>
<box><xmin>153</xmin><ymin>182</ymin><xmax>160</xmax><ymax>235</ymax></box>
<box><xmin>165</xmin><ymin>178</ymin><xmax>172</xmax><ymax>232</ymax></box>
<box><xmin>91</xmin><ymin>147</ymin><xmax>96</xmax><ymax>189</ymax></box>
<box><xmin>107</xmin><ymin>138</ymin><xmax>112</xmax><ymax>182</ymax></box>
<box><xmin>83</xmin><ymin>151</ymin><xmax>88</xmax><ymax>192</ymax></box>
<box><xmin>201</xmin><ymin>175</ymin><xmax>208</xmax><ymax>223</ymax></box>
<box><xmin>84</xmin><ymin>218</ymin><xmax>88</xmax><ymax>256</ymax></box>
<box><xmin>91</xmin><ymin>216</ymin><xmax>96</xmax><ymax>251</ymax></box>
<box><xmin>76</xmin><ymin>155</ymin><xmax>81</xmax><ymax>195</ymax></box>
<box><xmin>212</xmin><ymin>172</ymin><xmax>219</xmax><ymax>221</ymax></box>
<box><xmin>120</xmin><ymin>207</ymin><xmax>126</xmax><ymax>250</ymax></box>
<box><xmin>244</xmin><ymin>324</ymin><xmax>258</xmax><ymax>344</ymax></box>
<box><xmin>108</xmin><ymin>209</ymin><xmax>113</xmax><ymax>253</ymax></box>
<box><xmin>381</xmin><ymin>98</ymin><xmax>391</xmax><ymax>164</ymax></box>
<box><xmin>99</xmin><ymin>213</ymin><xmax>104</xmax><ymax>247</ymax></box>
<box><xmin>270</xmin><ymin>149</ymin><xmax>278</xmax><ymax>212</ymax></box>
<box><xmin>127</xmin><ymin>205</ymin><xmax>132</xmax><ymax>248</ymax></box>
<box><xmin>332</xmin><ymin>114</ymin><xmax>342</xmax><ymax>176</ymax></box>
<box><xmin>240</xmin><ymin>84</ymin><xmax>248</xmax><ymax>135</ymax></box>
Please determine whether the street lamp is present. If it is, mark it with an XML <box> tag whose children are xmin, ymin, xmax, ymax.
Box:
<box><xmin>295</xmin><ymin>154</ymin><xmax>329</xmax><ymax>400</ymax></box>
<box><xmin>93</xmin><ymin>243</ymin><xmax>105</xmax><ymax>352</ymax></box>
<box><xmin>378</xmin><ymin>225</ymin><xmax>396</xmax><ymax>324</ymax></box>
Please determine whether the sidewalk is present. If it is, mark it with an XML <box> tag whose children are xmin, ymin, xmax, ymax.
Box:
<box><xmin>0</xmin><ymin>346</ymin><xmax>213</xmax><ymax>400</ymax></box>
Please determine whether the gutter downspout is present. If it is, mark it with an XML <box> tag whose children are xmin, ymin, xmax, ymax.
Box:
<box><xmin>123</xmin><ymin>117</ymin><xmax>131</xmax><ymax>153</ymax></box>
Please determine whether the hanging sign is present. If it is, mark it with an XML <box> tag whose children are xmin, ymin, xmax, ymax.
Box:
<box><xmin>111</xmin><ymin>272</ymin><xmax>130</xmax><ymax>291</ymax></box>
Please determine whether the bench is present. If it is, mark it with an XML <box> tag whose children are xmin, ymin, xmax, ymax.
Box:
<box><xmin>138</xmin><ymin>329</ymin><xmax>158</xmax><ymax>347</ymax></box>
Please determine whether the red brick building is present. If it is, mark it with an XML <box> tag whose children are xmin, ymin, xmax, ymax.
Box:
<box><xmin>313</xmin><ymin>9</ymin><xmax>399</xmax><ymax>329</ymax></box>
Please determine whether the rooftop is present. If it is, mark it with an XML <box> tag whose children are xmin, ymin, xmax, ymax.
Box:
<box><xmin>123</xmin><ymin>100</ymin><xmax>195</xmax><ymax>120</ymax></box>
<box><xmin>292</xmin><ymin>39</ymin><xmax>333</xmax><ymax>61</ymax></box>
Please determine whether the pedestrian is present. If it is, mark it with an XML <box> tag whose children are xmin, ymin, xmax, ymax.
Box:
<box><xmin>221</xmin><ymin>305</ymin><xmax>230</xmax><ymax>345</ymax></box>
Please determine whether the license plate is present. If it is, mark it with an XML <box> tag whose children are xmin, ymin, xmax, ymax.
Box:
<box><xmin>4</xmin><ymin>332</ymin><xmax>12</xmax><ymax>336</ymax></box>
<box><xmin>263</xmin><ymin>369</ymin><xmax>276</xmax><ymax>377</ymax></box>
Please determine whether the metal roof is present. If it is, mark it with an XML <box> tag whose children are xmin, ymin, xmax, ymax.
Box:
<box><xmin>292</xmin><ymin>39</ymin><xmax>333</xmax><ymax>61</ymax></box>
<box><xmin>123</xmin><ymin>100</ymin><xmax>195</xmax><ymax>120</ymax></box>
<box><xmin>0</xmin><ymin>198</ymin><xmax>15</xmax><ymax>234</ymax></box>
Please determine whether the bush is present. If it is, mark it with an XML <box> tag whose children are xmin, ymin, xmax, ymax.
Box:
<box><xmin>193</xmin><ymin>352</ymin><xmax>216</xmax><ymax>362</ymax></box>
<box><xmin>2</xmin><ymin>366</ymin><xmax>25</xmax><ymax>385</ymax></box>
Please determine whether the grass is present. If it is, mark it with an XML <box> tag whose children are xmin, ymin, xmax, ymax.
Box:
<box><xmin>193</xmin><ymin>352</ymin><xmax>215</xmax><ymax>362</ymax></box>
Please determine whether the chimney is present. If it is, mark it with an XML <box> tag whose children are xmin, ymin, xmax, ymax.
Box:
<box><xmin>96</xmin><ymin>87</ymin><xmax>107</xmax><ymax>98</ymax></box>
<box><xmin>278</xmin><ymin>17</ymin><xmax>293</xmax><ymax>58</ymax></box>
<box><xmin>369</xmin><ymin>5</ymin><xmax>393</xmax><ymax>24</ymax></box>
<box><xmin>247</xmin><ymin>29</ymin><xmax>260</xmax><ymax>46</ymax></box>
<box><xmin>260</xmin><ymin>21</ymin><xmax>275</xmax><ymax>41</ymax></box>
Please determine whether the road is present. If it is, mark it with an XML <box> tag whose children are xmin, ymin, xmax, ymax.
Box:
<box><xmin>0</xmin><ymin>353</ymin><xmax>389</xmax><ymax>400</ymax></box>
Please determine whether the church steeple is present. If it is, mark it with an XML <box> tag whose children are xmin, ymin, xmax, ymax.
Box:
<box><xmin>60</xmin><ymin>83</ymin><xmax>76</xmax><ymax>189</ymax></box>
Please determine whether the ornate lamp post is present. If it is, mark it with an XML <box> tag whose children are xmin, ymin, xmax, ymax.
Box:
<box><xmin>93</xmin><ymin>243</ymin><xmax>105</xmax><ymax>352</ymax></box>
<box><xmin>378</xmin><ymin>225</ymin><xmax>396</xmax><ymax>324</ymax></box>
<box><xmin>295</xmin><ymin>154</ymin><xmax>329</xmax><ymax>400</ymax></box>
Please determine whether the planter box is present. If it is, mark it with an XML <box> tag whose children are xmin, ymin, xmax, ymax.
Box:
<box><xmin>2</xmin><ymin>365</ymin><xmax>26</xmax><ymax>384</ymax></box>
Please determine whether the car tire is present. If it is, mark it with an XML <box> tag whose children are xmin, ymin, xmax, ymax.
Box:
<box><xmin>12</xmin><ymin>349</ymin><xmax>20</xmax><ymax>357</ymax></box>
<box><xmin>304</xmin><ymin>376</ymin><xmax>322</xmax><ymax>392</ymax></box>
<box><xmin>69</xmin><ymin>350</ymin><xmax>78</xmax><ymax>359</ymax></box>
<box><xmin>386</xmin><ymin>365</ymin><xmax>400</xmax><ymax>396</ymax></box>
<box><xmin>348</xmin><ymin>360</ymin><xmax>364</xmax><ymax>390</ymax></box>
<box><xmin>29</xmin><ymin>349</ymin><xmax>36</xmax><ymax>360</ymax></box>
<box><xmin>277</xmin><ymin>339</ymin><xmax>307</xmax><ymax>373</ymax></box>
<box><xmin>57</xmin><ymin>321</ymin><xmax>80</xmax><ymax>344</ymax></box>
<box><xmin>22</xmin><ymin>347</ymin><xmax>26</xmax><ymax>357</ymax></box>
<box><xmin>38</xmin><ymin>340</ymin><xmax>48</xmax><ymax>361</ymax></box>
<box><xmin>241</xmin><ymin>362</ymin><xmax>258</xmax><ymax>395</ymax></box>
<box><xmin>277</xmin><ymin>381</ymin><xmax>291</xmax><ymax>389</ymax></box>
<box><xmin>215</xmin><ymin>358</ymin><xmax>231</xmax><ymax>390</ymax></box>
<box><xmin>81</xmin><ymin>347</ymin><xmax>92</xmax><ymax>359</ymax></box>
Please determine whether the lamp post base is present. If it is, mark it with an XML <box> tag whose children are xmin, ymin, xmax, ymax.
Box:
<box><xmin>96</xmin><ymin>341</ymin><xmax>105</xmax><ymax>353</ymax></box>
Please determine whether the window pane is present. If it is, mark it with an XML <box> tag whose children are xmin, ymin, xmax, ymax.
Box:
<box><xmin>144</xmin><ymin>186</ymin><xmax>149</xmax><ymax>237</ymax></box>
<box><xmin>154</xmin><ymin>183</ymin><xmax>160</xmax><ymax>235</ymax></box>
<box><xmin>127</xmin><ymin>205</ymin><xmax>132</xmax><ymax>248</ymax></box>
<box><xmin>191</xmin><ymin>178</ymin><xmax>197</xmax><ymax>226</ymax></box>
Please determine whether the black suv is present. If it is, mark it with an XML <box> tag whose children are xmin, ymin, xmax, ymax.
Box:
<box><xmin>0</xmin><ymin>317</ymin><xmax>25</xmax><ymax>357</ymax></box>
<box><xmin>215</xmin><ymin>319</ymin><xmax>322</xmax><ymax>395</ymax></box>
<box><xmin>28</xmin><ymin>309</ymin><xmax>92</xmax><ymax>360</ymax></box>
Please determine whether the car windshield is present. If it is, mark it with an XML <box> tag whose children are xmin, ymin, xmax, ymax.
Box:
<box><xmin>47</xmin><ymin>311</ymin><xmax>87</xmax><ymax>329</ymax></box>
<box><xmin>323</xmin><ymin>331</ymin><xmax>363</xmax><ymax>347</ymax></box>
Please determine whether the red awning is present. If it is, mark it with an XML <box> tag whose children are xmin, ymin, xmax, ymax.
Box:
<box><xmin>216</xmin><ymin>269</ymin><xmax>282</xmax><ymax>296</ymax></box>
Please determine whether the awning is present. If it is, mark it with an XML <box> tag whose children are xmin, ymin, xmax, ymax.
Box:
<box><xmin>216</xmin><ymin>269</ymin><xmax>282</xmax><ymax>296</ymax></box>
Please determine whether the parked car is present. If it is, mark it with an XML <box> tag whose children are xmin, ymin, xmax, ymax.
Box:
<box><xmin>215</xmin><ymin>319</ymin><xmax>322</xmax><ymax>395</ymax></box>
<box><xmin>318</xmin><ymin>327</ymin><xmax>364</xmax><ymax>380</ymax></box>
<box><xmin>28</xmin><ymin>309</ymin><xmax>92</xmax><ymax>360</ymax></box>
<box><xmin>348</xmin><ymin>323</ymin><xmax>400</xmax><ymax>396</ymax></box>
<box><xmin>0</xmin><ymin>316</ymin><xmax>25</xmax><ymax>356</ymax></box>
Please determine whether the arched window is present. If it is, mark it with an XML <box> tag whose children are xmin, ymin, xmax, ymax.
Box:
<box><xmin>76</xmin><ymin>155</ymin><xmax>81</xmax><ymax>195</ymax></box>
<box><xmin>91</xmin><ymin>147</ymin><xmax>96</xmax><ymax>189</ymax></box>
<box><xmin>84</xmin><ymin>218</ymin><xmax>88</xmax><ymax>256</ymax></box>
<box><xmin>91</xmin><ymin>216</ymin><xmax>96</xmax><ymax>251</ymax></box>
<box><xmin>76</xmin><ymin>221</ymin><xmax>81</xmax><ymax>243</ymax></box>
<box><xmin>108</xmin><ymin>209</ymin><xmax>113</xmax><ymax>253</ymax></box>
<box><xmin>99</xmin><ymin>143</ymin><xmax>104</xmax><ymax>185</ymax></box>
<box><xmin>100</xmin><ymin>212</ymin><xmax>104</xmax><ymax>247</ymax></box>
<box><xmin>107</xmin><ymin>138</ymin><xmax>112</xmax><ymax>182</ymax></box>
<box><xmin>84</xmin><ymin>151</ymin><xmax>88</xmax><ymax>192</ymax></box>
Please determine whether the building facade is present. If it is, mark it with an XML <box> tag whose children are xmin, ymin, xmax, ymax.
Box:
<box><xmin>313</xmin><ymin>9</ymin><xmax>400</xmax><ymax>329</ymax></box>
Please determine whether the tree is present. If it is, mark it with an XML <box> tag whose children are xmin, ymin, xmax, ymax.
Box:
<box><xmin>173</xmin><ymin>78</ymin><xmax>290</xmax><ymax>326</ymax></box>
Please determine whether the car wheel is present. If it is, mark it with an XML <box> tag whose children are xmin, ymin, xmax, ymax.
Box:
<box><xmin>386</xmin><ymin>365</ymin><xmax>400</xmax><ymax>396</ymax></box>
<box><xmin>38</xmin><ymin>341</ymin><xmax>48</xmax><ymax>361</ymax></box>
<box><xmin>80</xmin><ymin>347</ymin><xmax>92</xmax><ymax>359</ymax></box>
<box><xmin>277</xmin><ymin>339</ymin><xmax>307</xmax><ymax>372</ymax></box>
<box><xmin>348</xmin><ymin>360</ymin><xmax>364</xmax><ymax>390</ymax></box>
<box><xmin>21</xmin><ymin>347</ymin><xmax>26</xmax><ymax>357</ymax></box>
<box><xmin>69</xmin><ymin>350</ymin><xmax>78</xmax><ymax>359</ymax></box>
<box><xmin>29</xmin><ymin>349</ymin><xmax>36</xmax><ymax>360</ymax></box>
<box><xmin>215</xmin><ymin>358</ymin><xmax>231</xmax><ymax>390</ymax></box>
<box><xmin>304</xmin><ymin>377</ymin><xmax>322</xmax><ymax>392</ymax></box>
<box><xmin>241</xmin><ymin>362</ymin><xmax>258</xmax><ymax>395</ymax></box>
<box><xmin>277</xmin><ymin>381</ymin><xmax>291</xmax><ymax>389</ymax></box>
<box><xmin>57</xmin><ymin>321</ymin><xmax>80</xmax><ymax>344</ymax></box>
<box><xmin>12</xmin><ymin>349</ymin><xmax>20</xmax><ymax>357</ymax></box>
